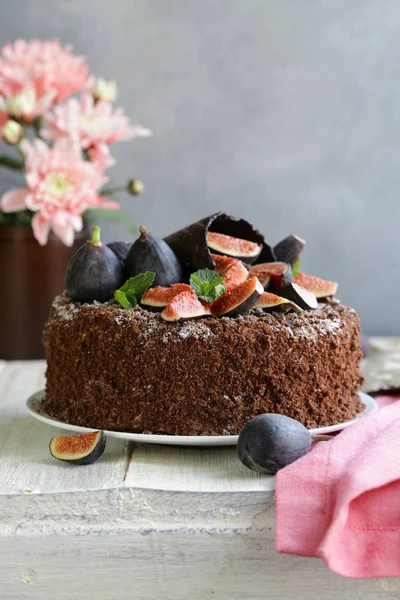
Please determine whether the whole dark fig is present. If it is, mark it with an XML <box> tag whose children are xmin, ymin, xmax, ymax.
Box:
<box><xmin>66</xmin><ymin>226</ymin><xmax>123</xmax><ymax>303</ymax></box>
<box><xmin>237</xmin><ymin>413</ymin><xmax>311</xmax><ymax>474</ymax></box>
<box><xmin>125</xmin><ymin>225</ymin><xmax>183</xmax><ymax>287</ymax></box>
<box><xmin>107</xmin><ymin>241</ymin><xmax>132</xmax><ymax>263</ymax></box>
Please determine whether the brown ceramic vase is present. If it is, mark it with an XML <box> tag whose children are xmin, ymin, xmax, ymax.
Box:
<box><xmin>0</xmin><ymin>225</ymin><xmax>88</xmax><ymax>359</ymax></box>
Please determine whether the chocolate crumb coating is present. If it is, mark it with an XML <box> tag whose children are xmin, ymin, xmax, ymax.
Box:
<box><xmin>42</xmin><ymin>295</ymin><xmax>364</xmax><ymax>435</ymax></box>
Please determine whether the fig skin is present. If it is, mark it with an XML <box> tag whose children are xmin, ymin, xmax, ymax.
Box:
<box><xmin>66</xmin><ymin>226</ymin><xmax>124</xmax><ymax>304</ymax></box>
<box><xmin>125</xmin><ymin>225</ymin><xmax>183</xmax><ymax>287</ymax></box>
<box><xmin>279</xmin><ymin>282</ymin><xmax>318</xmax><ymax>310</ymax></box>
<box><xmin>274</xmin><ymin>234</ymin><xmax>305</xmax><ymax>267</ymax></box>
<box><xmin>49</xmin><ymin>431</ymin><xmax>106</xmax><ymax>465</ymax></box>
<box><xmin>237</xmin><ymin>414</ymin><xmax>311</xmax><ymax>475</ymax></box>
<box><xmin>293</xmin><ymin>273</ymin><xmax>338</xmax><ymax>298</ymax></box>
<box><xmin>108</xmin><ymin>241</ymin><xmax>132</xmax><ymax>263</ymax></box>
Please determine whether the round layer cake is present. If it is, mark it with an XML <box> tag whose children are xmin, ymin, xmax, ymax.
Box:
<box><xmin>42</xmin><ymin>294</ymin><xmax>364</xmax><ymax>435</ymax></box>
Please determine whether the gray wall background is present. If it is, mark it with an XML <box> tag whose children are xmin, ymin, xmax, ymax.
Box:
<box><xmin>1</xmin><ymin>0</ymin><xmax>399</xmax><ymax>335</ymax></box>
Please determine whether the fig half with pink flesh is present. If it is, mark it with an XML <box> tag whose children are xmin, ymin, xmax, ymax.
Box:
<box><xmin>253</xmin><ymin>292</ymin><xmax>303</xmax><ymax>313</ymax></box>
<box><xmin>211</xmin><ymin>253</ymin><xmax>237</xmax><ymax>274</ymax></box>
<box><xmin>49</xmin><ymin>431</ymin><xmax>106</xmax><ymax>465</ymax></box>
<box><xmin>211</xmin><ymin>276</ymin><xmax>263</xmax><ymax>317</ymax></box>
<box><xmin>293</xmin><ymin>273</ymin><xmax>338</xmax><ymax>298</ymax></box>
<box><xmin>249</xmin><ymin>261</ymin><xmax>291</xmax><ymax>291</ymax></box>
<box><xmin>207</xmin><ymin>231</ymin><xmax>262</xmax><ymax>262</ymax></box>
<box><xmin>161</xmin><ymin>291</ymin><xmax>211</xmax><ymax>322</ymax></box>
<box><xmin>141</xmin><ymin>283</ymin><xmax>194</xmax><ymax>309</ymax></box>
<box><xmin>220</xmin><ymin>260</ymin><xmax>248</xmax><ymax>289</ymax></box>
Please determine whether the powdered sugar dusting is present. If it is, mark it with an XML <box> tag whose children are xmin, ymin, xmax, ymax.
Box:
<box><xmin>270</xmin><ymin>315</ymin><xmax>343</xmax><ymax>340</ymax></box>
<box><xmin>52</xmin><ymin>295</ymin><xmax>79</xmax><ymax>322</ymax></box>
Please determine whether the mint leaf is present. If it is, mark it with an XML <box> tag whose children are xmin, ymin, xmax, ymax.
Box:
<box><xmin>114</xmin><ymin>289</ymin><xmax>135</xmax><ymax>310</ymax></box>
<box><xmin>114</xmin><ymin>271</ymin><xmax>155</xmax><ymax>309</ymax></box>
<box><xmin>120</xmin><ymin>272</ymin><xmax>155</xmax><ymax>297</ymax></box>
<box><xmin>292</xmin><ymin>259</ymin><xmax>301</xmax><ymax>278</ymax></box>
<box><xmin>189</xmin><ymin>268</ymin><xmax>226</xmax><ymax>302</ymax></box>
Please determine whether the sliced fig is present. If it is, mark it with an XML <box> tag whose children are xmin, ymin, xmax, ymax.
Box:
<box><xmin>49</xmin><ymin>431</ymin><xmax>106</xmax><ymax>465</ymax></box>
<box><xmin>253</xmin><ymin>292</ymin><xmax>302</xmax><ymax>313</ymax></box>
<box><xmin>211</xmin><ymin>253</ymin><xmax>237</xmax><ymax>274</ymax></box>
<box><xmin>274</xmin><ymin>234</ymin><xmax>305</xmax><ymax>266</ymax></box>
<box><xmin>206</xmin><ymin>231</ymin><xmax>262</xmax><ymax>262</ymax></box>
<box><xmin>249</xmin><ymin>261</ymin><xmax>291</xmax><ymax>291</ymax></box>
<box><xmin>66</xmin><ymin>226</ymin><xmax>123</xmax><ymax>304</ymax></box>
<box><xmin>141</xmin><ymin>283</ymin><xmax>194</xmax><ymax>309</ymax></box>
<box><xmin>164</xmin><ymin>212</ymin><xmax>265</xmax><ymax>272</ymax></box>
<box><xmin>161</xmin><ymin>291</ymin><xmax>212</xmax><ymax>322</ymax></box>
<box><xmin>107</xmin><ymin>241</ymin><xmax>132</xmax><ymax>263</ymax></box>
<box><xmin>293</xmin><ymin>273</ymin><xmax>338</xmax><ymax>298</ymax></box>
<box><xmin>211</xmin><ymin>276</ymin><xmax>263</xmax><ymax>317</ymax></box>
<box><xmin>255</xmin><ymin>242</ymin><xmax>276</xmax><ymax>264</ymax></box>
<box><xmin>220</xmin><ymin>260</ymin><xmax>249</xmax><ymax>289</ymax></box>
<box><xmin>125</xmin><ymin>225</ymin><xmax>183</xmax><ymax>287</ymax></box>
<box><xmin>279</xmin><ymin>282</ymin><xmax>318</xmax><ymax>310</ymax></box>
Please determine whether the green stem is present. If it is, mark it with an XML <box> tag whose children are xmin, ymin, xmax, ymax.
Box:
<box><xmin>0</xmin><ymin>155</ymin><xmax>24</xmax><ymax>170</ymax></box>
<box><xmin>100</xmin><ymin>185</ymin><xmax>127</xmax><ymax>196</ymax></box>
<box><xmin>91</xmin><ymin>225</ymin><xmax>102</xmax><ymax>246</ymax></box>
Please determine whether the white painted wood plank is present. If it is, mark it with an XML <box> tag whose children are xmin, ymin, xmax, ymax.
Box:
<box><xmin>0</xmin><ymin>533</ymin><xmax>391</xmax><ymax>600</ymax></box>
<box><xmin>123</xmin><ymin>442</ymin><xmax>275</xmax><ymax>492</ymax></box>
<box><xmin>0</xmin><ymin>361</ymin><xmax>128</xmax><ymax>495</ymax></box>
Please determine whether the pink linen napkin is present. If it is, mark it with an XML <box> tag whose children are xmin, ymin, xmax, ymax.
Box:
<box><xmin>275</xmin><ymin>396</ymin><xmax>400</xmax><ymax>578</ymax></box>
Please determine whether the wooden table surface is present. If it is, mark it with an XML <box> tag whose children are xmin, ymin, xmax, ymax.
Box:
<box><xmin>1</xmin><ymin>339</ymin><xmax>400</xmax><ymax>600</ymax></box>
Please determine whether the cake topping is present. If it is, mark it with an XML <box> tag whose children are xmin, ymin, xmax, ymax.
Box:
<box><xmin>107</xmin><ymin>241</ymin><xmax>132</xmax><ymax>263</ymax></box>
<box><xmin>49</xmin><ymin>431</ymin><xmax>106</xmax><ymax>465</ymax></box>
<box><xmin>237</xmin><ymin>414</ymin><xmax>312</xmax><ymax>474</ymax></box>
<box><xmin>253</xmin><ymin>291</ymin><xmax>302</xmax><ymax>314</ymax></box>
<box><xmin>141</xmin><ymin>283</ymin><xmax>194</xmax><ymax>309</ymax></box>
<box><xmin>279</xmin><ymin>282</ymin><xmax>318</xmax><ymax>310</ymax></box>
<box><xmin>160</xmin><ymin>291</ymin><xmax>212</xmax><ymax>322</ymax></box>
<box><xmin>273</xmin><ymin>234</ymin><xmax>305</xmax><ymax>267</ymax></box>
<box><xmin>65</xmin><ymin>226</ymin><xmax>123</xmax><ymax>304</ymax></box>
<box><xmin>210</xmin><ymin>276</ymin><xmax>264</xmax><ymax>317</ymax></box>
<box><xmin>125</xmin><ymin>224</ymin><xmax>183</xmax><ymax>287</ymax></box>
<box><xmin>249</xmin><ymin>261</ymin><xmax>291</xmax><ymax>291</ymax></box>
<box><xmin>63</xmin><ymin>212</ymin><xmax>339</xmax><ymax>322</ymax></box>
<box><xmin>164</xmin><ymin>212</ymin><xmax>265</xmax><ymax>272</ymax></box>
<box><xmin>206</xmin><ymin>231</ymin><xmax>262</xmax><ymax>263</ymax></box>
<box><xmin>293</xmin><ymin>273</ymin><xmax>338</xmax><ymax>299</ymax></box>
<box><xmin>114</xmin><ymin>271</ymin><xmax>155</xmax><ymax>309</ymax></box>
<box><xmin>189</xmin><ymin>268</ymin><xmax>226</xmax><ymax>303</ymax></box>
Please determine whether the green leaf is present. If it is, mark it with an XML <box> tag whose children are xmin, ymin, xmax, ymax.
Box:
<box><xmin>189</xmin><ymin>268</ymin><xmax>226</xmax><ymax>302</ymax></box>
<box><xmin>0</xmin><ymin>154</ymin><xmax>24</xmax><ymax>171</ymax></box>
<box><xmin>114</xmin><ymin>271</ymin><xmax>156</xmax><ymax>309</ymax></box>
<box><xmin>84</xmin><ymin>208</ymin><xmax>137</xmax><ymax>234</ymax></box>
<box><xmin>114</xmin><ymin>289</ymin><xmax>135</xmax><ymax>310</ymax></box>
<box><xmin>292</xmin><ymin>259</ymin><xmax>301</xmax><ymax>278</ymax></box>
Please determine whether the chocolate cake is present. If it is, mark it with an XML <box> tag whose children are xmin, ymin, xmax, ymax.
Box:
<box><xmin>42</xmin><ymin>295</ymin><xmax>363</xmax><ymax>434</ymax></box>
<box><xmin>41</xmin><ymin>213</ymin><xmax>364</xmax><ymax>436</ymax></box>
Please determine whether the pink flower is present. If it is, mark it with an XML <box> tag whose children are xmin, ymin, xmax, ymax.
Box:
<box><xmin>88</xmin><ymin>143</ymin><xmax>116</xmax><ymax>171</ymax></box>
<box><xmin>0</xmin><ymin>39</ymin><xmax>93</xmax><ymax>121</ymax></box>
<box><xmin>43</xmin><ymin>92</ymin><xmax>152</xmax><ymax>149</ymax></box>
<box><xmin>0</xmin><ymin>139</ymin><xmax>118</xmax><ymax>246</ymax></box>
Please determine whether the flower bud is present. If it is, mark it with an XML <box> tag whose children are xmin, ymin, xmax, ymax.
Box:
<box><xmin>128</xmin><ymin>179</ymin><xmax>144</xmax><ymax>195</ymax></box>
<box><xmin>2</xmin><ymin>119</ymin><xmax>23</xmax><ymax>144</ymax></box>
<box><xmin>92</xmin><ymin>78</ymin><xmax>118</xmax><ymax>103</ymax></box>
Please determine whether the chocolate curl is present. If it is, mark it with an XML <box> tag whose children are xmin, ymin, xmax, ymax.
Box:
<box><xmin>165</xmin><ymin>212</ymin><xmax>271</xmax><ymax>273</ymax></box>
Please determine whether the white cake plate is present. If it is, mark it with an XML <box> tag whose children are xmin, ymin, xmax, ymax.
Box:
<box><xmin>26</xmin><ymin>390</ymin><xmax>377</xmax><ymax>446</ymax></box>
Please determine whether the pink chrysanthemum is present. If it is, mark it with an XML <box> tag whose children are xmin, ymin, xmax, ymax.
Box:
<box><xmin>0</xmin><ymin>39</ymin><xmax>93</xmax><ymax>121</ymax></box>
<box><xmin>43</xmin><ymin>92</ymin><xmax>152</xmax><ymax>149</ymax></box>
<box><xmin>0</xmin><ymin>138</ymin><xmax>118</xmax><ymax>246</ymax></box>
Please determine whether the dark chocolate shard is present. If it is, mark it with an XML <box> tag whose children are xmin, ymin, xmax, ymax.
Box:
<box><xmin>164</xmin><ymin>213</ymin><xmax>265</xmax><ymax>274</ymax></box>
